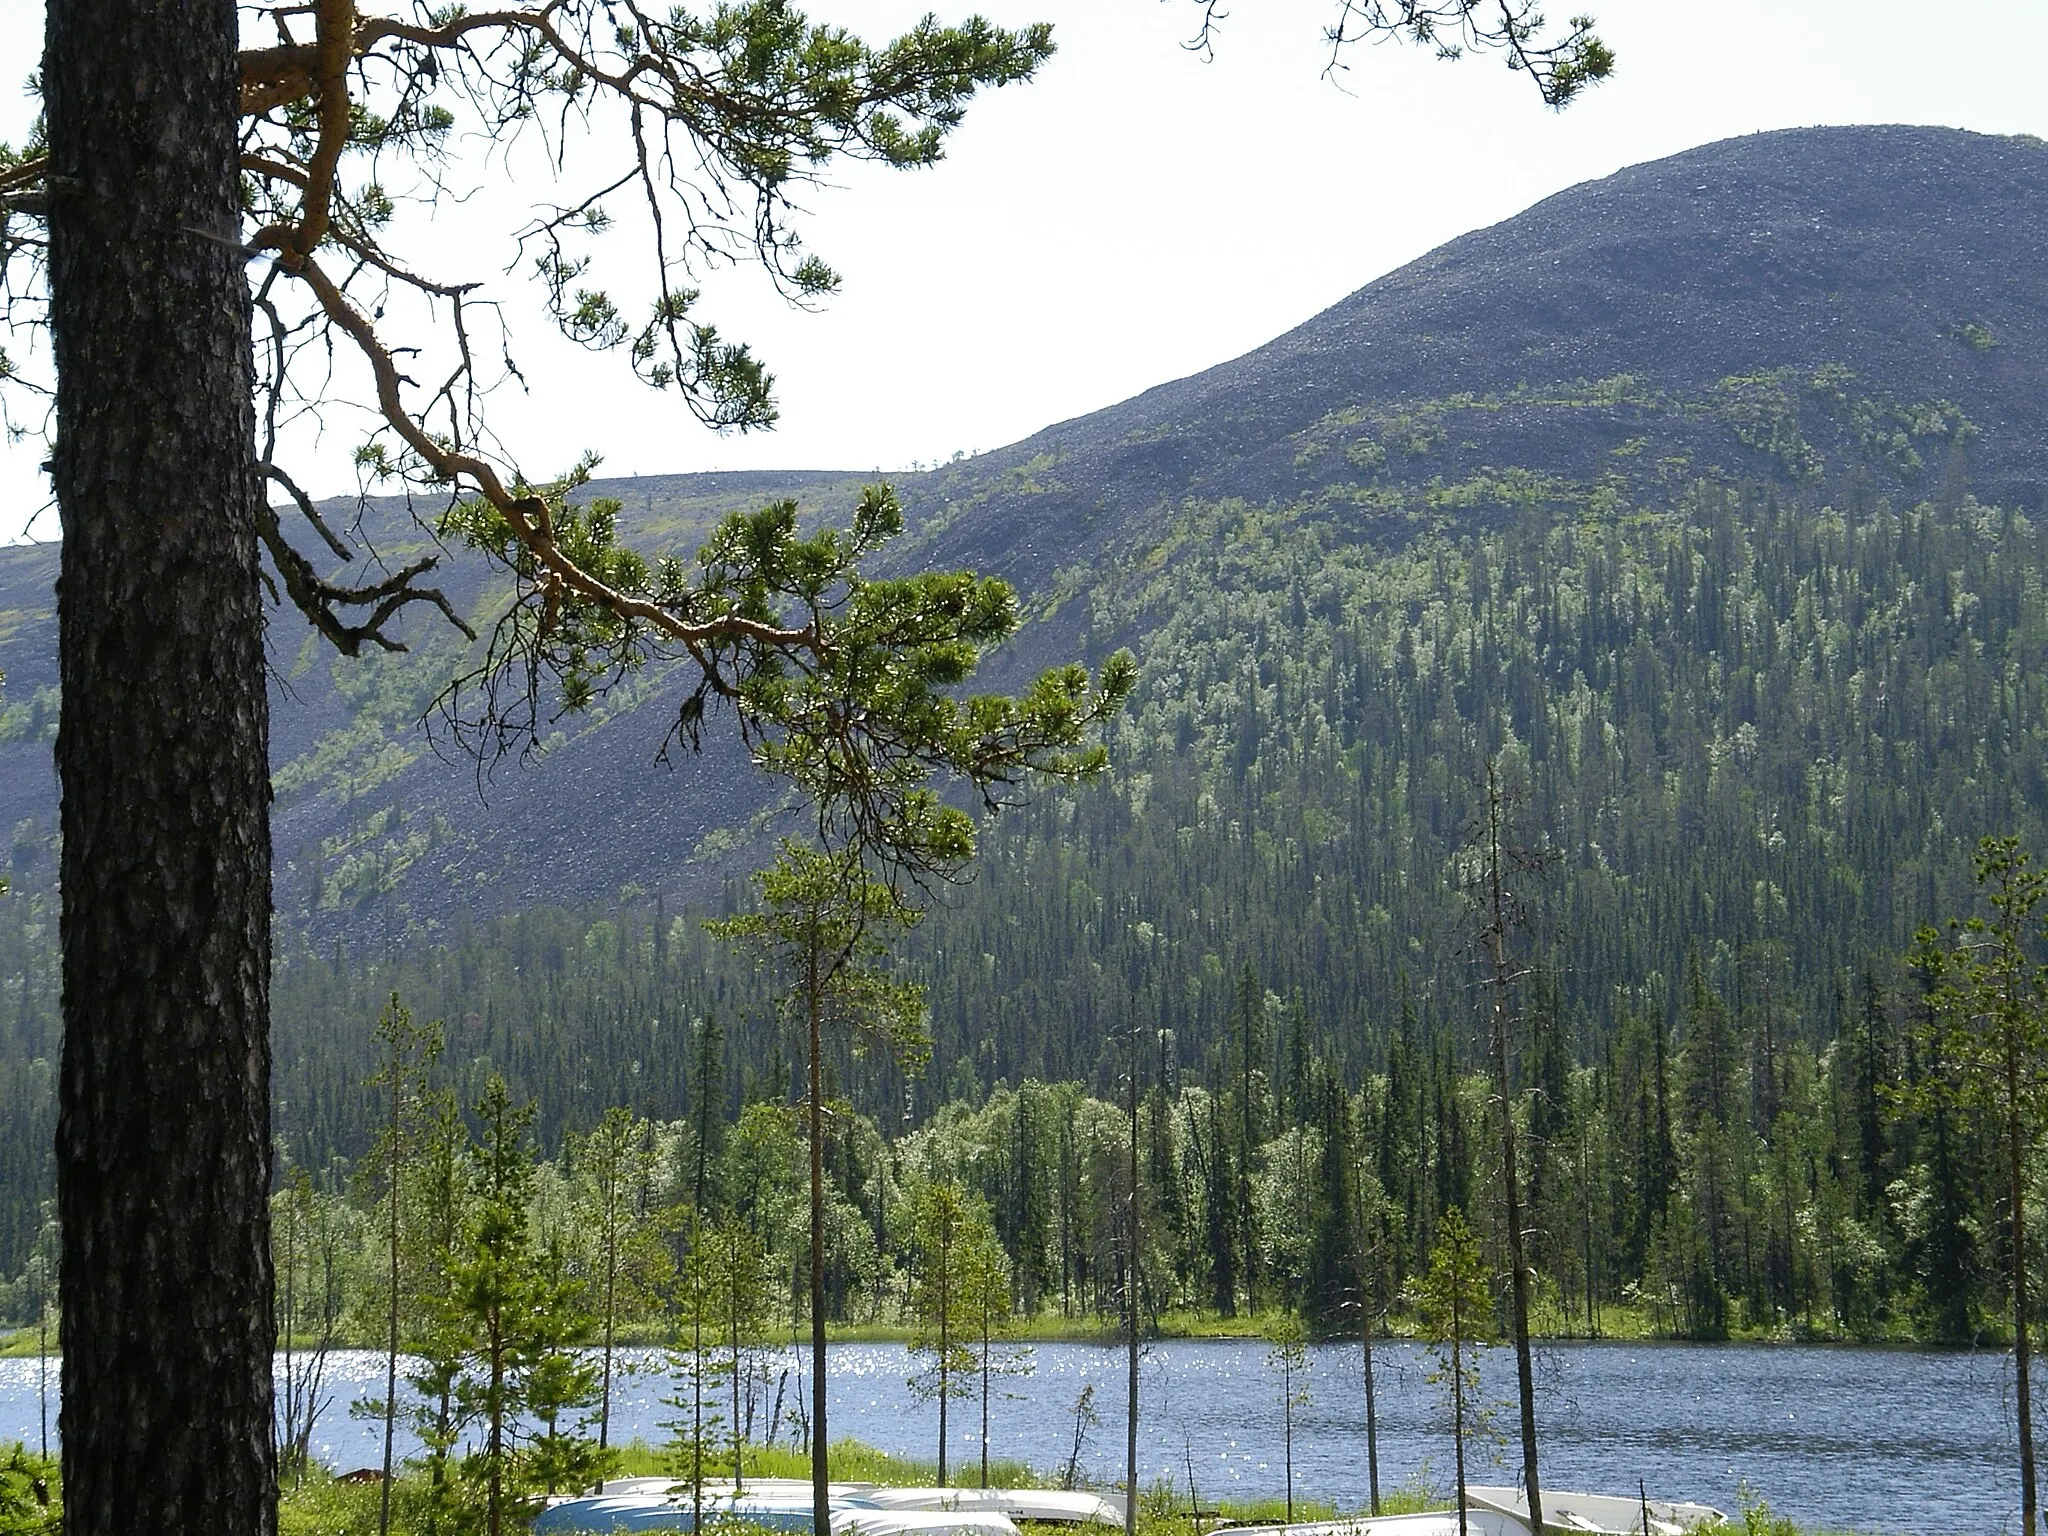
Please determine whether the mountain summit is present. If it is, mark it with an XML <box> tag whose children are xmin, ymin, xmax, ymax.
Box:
<box><xmin>902</xmin><ymin>124</ymin><xmax>2048</xmax><ymax>583</ymax></box>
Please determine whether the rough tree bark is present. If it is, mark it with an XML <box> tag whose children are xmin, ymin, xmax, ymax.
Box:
<box><xmin>1477</xmin><ymin>763</ymin><xmax>1543</xmax><ymax>1536</ymax></box>
<box><xmin>1123</xmin><ymin>1047</ymin><xmax>1139</xmax><ymax>1536</ymax></box>
<box><xmin>2009</xmin><ymin>1033</ymin><xmax>2037</xmax><ymax>1536</ymax></box>
<box><xmin>808</xmin><ymin>944</ymin><xmax>830</xmax><ymax>1533</ymax></box>
<box><xmin>45</xmin><ymin>4</ymin><xmax>278</xmax><ymax>1536</ymax></box>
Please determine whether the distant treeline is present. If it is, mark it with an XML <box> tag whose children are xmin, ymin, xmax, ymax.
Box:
<box><xmin>0</xmin><ymin>928</ymin><xmax>2020</xmax><ymax>1347</ymax></box>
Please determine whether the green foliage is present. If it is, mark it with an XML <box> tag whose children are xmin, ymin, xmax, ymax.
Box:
<box><xmin>442</xmin><ymin>477</ymin><xmax>1135</xmax><ymax>886</ymax></box>
<box><xmin>711</xmin><ymin>841</ymin><xmax>930</xmax><ymax>1067</ymax></box>
<box><xmin>274</xmin><ymin>1166</ymin><xmax>356</xmax><ymax>1480</ymax></box>
<box><xmin>278</xmin><ymin>1464</ymin><xmax>384</xmax><ymax>1536</ymax></box>
<box><xmin>1263</xmin><ymin>1310</ymin><xmax>1309</xmax><ymax>1374</ymax></box>
<box><xmin>635</xmin><ymin>1436</ymin><xmax>1044</xmax><ymax>1492</ymax></box>
<box><xmin>960</xmin><ymin>1202</ymin><xmax>1028</xmax><ymax>1489</ymax></box>
<box><xmin>905</xmin><ymin>1179</ymin><xmax>998</xmax><ymax>1479</ymax></box>
<box><xmin>1413</xmin><ymin>1208</ymin><xmax>1499</xmax><ymax>1515</ymax></box>
<box><xmin>1263</xmin><ymin>1312</ymin><xmax>1310</xmax><ymax>1520</ymax></box>
<box><xmin>664</xmin><ymin>1216</ymin><xmax>758</xmax><ymax>1506</ymax></box>
<box><xmin>1059</xmin><ymin>1384</ymin><xmax>1101</xmax><ymax>1491</ymax></box>
<box><xmin>18</xmin><ymin>418</ymin><xmax>2048</xmax><ymax>1357</ymax></box>
<box><xmin>573</xmin><ymin>1105</ymin><xmax>669</xmax><ymax>1450</ymax></box>
<box><xmin>85</xmin><ymin>895</ymin><xmax>2013</xmax><ymax>1353</ymax></box>
<box><xmin>1286</xmin><ymin>0</ymin><xmax>1612</xmax><ymax>108</ymax></box>
<box><xmin>409</xmin><ymin>1075</ymin><xmax>611</xmax><ymax>1533</ymax></box>
<box><xmin>1908</xmin><ymin>837</ymin><xmax>2048</xmax><ymax>1136</ymax></box>
<box><xmin>903</xmin><ymin>462</ymin><xmax>2048</xmax><ymax>1316</ymax></box>
<box><xmin>1415</xmin><ymin>1207</ymin><xmax>1497</xmax><ymax>1351</ymax></box>
<box><xmin>1906</xmin><ymin>835</ymin><xmax>2048</xmax><ymax>1519</ymax></box>
<box><xmin>1736</xmin><ymin>1483</ymin><xmax>1802</xmax><ymax>1536</ymax></box>
<box><xmin>707</xmin><ymin>1220</ymin><xmax>775</xmax><ymax>1481</ymax></box>
<box><xmin>731</xmin><ymin>487</ymin><xmax>1135</xmax><ymax>878</ymax></box>
<box><xmin>0</xmin><ymin>1445</ymin><xmax>54</xmax><ymax>1536</ymax></box>
<box><xmin>361</xmin><ymin>991</ymin><xmax>446</xmax><ymax>1473</ymax></box>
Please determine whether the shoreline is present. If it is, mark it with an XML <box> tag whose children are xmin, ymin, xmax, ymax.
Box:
<box><xmin>0</xmin><ymin>1320</ymin><xmax>2004</xmax><ymax>1359</ymax></box>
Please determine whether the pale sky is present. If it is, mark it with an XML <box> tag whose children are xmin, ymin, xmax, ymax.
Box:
<box><xmin>3</xmin><ymin>1</ymin><xmax>2046</xmax><ymax>544</ymax></box>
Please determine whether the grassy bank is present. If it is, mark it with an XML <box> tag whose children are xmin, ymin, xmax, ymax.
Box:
<box><xmin>0</xmin><ymin>1419</ymin><xmax>1941</xmax><ymax>1536</ymax></box>
<box><xmin>257</xmin><ymin>1434</ymin><xmax>1903</xmax><ymax>1536</ymax></box>
<box><xmin>0</xmin><ymin>1329</ymin><xmax>55</xmax><ymax>1360</ymax></box>
<box><xmin>0</xmin><ymin>1436</ymin><xmax>1898</xmax><ymax>1536</ymax></box>
<box><xmin>272</xmin><ymin>1442</ymin><xmax>1447</xmax><ymax>1536</ymax></box>
<box><xmin>606</xmin><ymin>1438</ymin><xmax>1042</xmax><ymax>1488</ymax></box>
<box><xmin>693</xmin><ymin>1299</ymin><xmax>1924</xmax><ymax>1347</ymax></box>
<box><xmin>0</xmin><ymin>1302</ymin><xmax>1942</xmax><ymax>1354</ymax></box>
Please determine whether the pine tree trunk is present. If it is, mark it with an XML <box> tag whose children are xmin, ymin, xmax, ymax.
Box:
<box><xmin>2011</xmin><ymin>1037</ymin><xmax>2037</xmax><ymax>1536</ymax></box>
<box><xmin>1498</xmin><ymin>1051</ymin><xmax>1544</xmax><ymax>1534</ymax></box>
<box><xmin>1125</xmin><ymin>1042</ymin><xmax>1140</xmax><ymax>1536</ymax></box>
<box><xmin>1357</xmin><ymin>1244</ymin><xmax>1380</xmax><ymax>1516</ymax></box>
<box><xmin>1451</xmin><ymin>1328</ymin><xmax>1468</xmax><ymax>1536</ymax></box>
<box><xmin>45</xmin><ymin>4</ymin><xmax>276</xmax><ymax>1536</ymax></box>
<box><xmin>807</xmin><ymin>950</ymin><xmax>830</xmax><ymax>1533</ymax></box>
<box><xmin>1484</xmin><ymin>771</ymin><xmax>1542</xmax><ymax>1535</ymax></box>
<box><xmin>1282</xmin><ymin>1366</ymin><xmax>1293</xmax><ymax>1524</ymax></box>
<box><xmin>382</xmin><ymin>1087</ymin><xmax>403</xmax><ymax>1536</ymax></box>
<box><xmin>937</xmin><ymin>1235</ymin><xmax>950</xmax><ymax>1486</ymax></box>
<box><xmin>488</xmin><ymin>1320</ymin><xmax>506</xmax><ymax>1536</ymax></box>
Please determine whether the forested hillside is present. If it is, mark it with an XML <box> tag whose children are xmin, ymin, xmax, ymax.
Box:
<box><xmin>4</xmin><ymin>126</ymin><xmax>2048</xmax><ymax>1333</ymax></box>
<box><xmin>8</xmin><ymin>427</ymin><xmax>2040</xmax><ymax>1340</ymax></box>
<box><xmin>926</xmin><ymin>379</ymin><xmax>2038</xmax><ymax>1082</ymax></box>
<box><xmin>270</xmin><ymin>441</ymin><xmax>2048</xmax><ymax>1346</ymax></box>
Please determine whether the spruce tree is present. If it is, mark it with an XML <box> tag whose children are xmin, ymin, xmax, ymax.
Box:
<box><xmin>1414</xmin><ymin>1207</ymin><xmax>1497</xmax><ymax>1536</ymax></box>
<box><xmin>365</xmin><ymin>995</ymin><xmax>443</xmax><ymax>1536</ymax></box>
<box><xmin>1305</xmin><ymin>1067</ymin><xmax>1358</xmax><ymax>1325</ymax></box>
<box><xmin>435</xmin><ymin>1075</ymin><xmax>605</xmax><ymax>1536</ymax></box>
<box><xmin>1231</xmin><ymin>963</ymin><xmax>1267</xmax><ymax>1307</ymax></box>
<box><xmin>1853</xmin><ymin>967</ymin><xmax>1894</xmax><ymax>1224</ymax></box>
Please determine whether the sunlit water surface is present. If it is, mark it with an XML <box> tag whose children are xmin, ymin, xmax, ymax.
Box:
<box><xmin>0</xmin><ymin>1339</ymin><xmax>2029</xmax><ymax>1533</ymax></box>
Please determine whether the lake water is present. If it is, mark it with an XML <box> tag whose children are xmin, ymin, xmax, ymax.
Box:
<box><xmin>0</xmin><ymin>1338</ymin><xmax>2029</xmax><ymax>1533</ymax></box>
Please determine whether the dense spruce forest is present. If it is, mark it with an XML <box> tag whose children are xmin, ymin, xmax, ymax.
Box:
<box><xmin>8</xmin><ymin>411</ymin><xmax>2046</xmax><ymax>1345</ymax></box>
<box><xmin>0</xmin><ymin>907</ymin><xmax>1992</xmax><ymax>1351</ymax></box>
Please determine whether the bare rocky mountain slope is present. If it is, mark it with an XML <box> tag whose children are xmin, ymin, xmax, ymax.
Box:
<box><xmin>895</xmin><ymin>124</ymin><xmax>2048</xmax><ymax>590</ymax></box>
<box><xmin>2</xmin><ymin>123</ymin><xmax>2043</xmax><ymax>938</ymax></box>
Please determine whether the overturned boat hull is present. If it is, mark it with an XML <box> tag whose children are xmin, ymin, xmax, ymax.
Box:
<box><xmin>1465</xmin><ymin>1486</ymin><xmax>1725</xmax><ymax>1535</ymax></box>
<box><xmin>538</xmin><ymin>1483</ymin><xmax>1121</xmax><ymax>1536</ymax></box>
<box><xmin>1220</xmin><ymin>1489</ymin><xmax>1726</xmax><ymax>1536</ymax></box>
